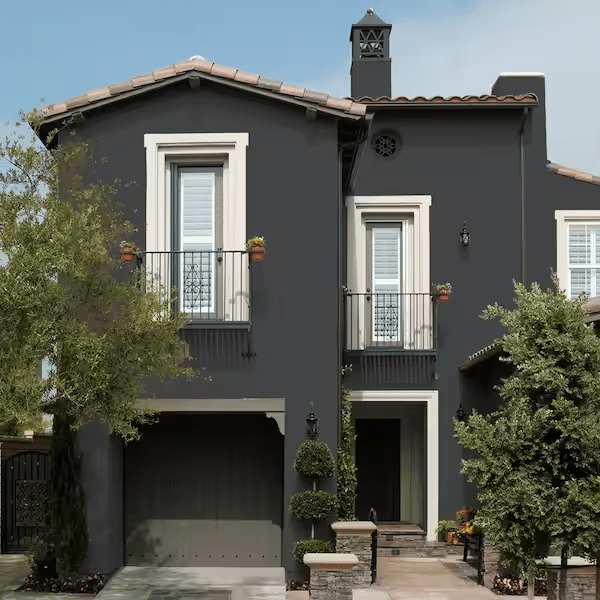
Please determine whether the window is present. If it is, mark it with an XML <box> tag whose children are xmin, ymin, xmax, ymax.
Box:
<box><xmin>555</xmin><ymin>211</ymin><xmax>600</xmax><ymax>299</ymax></box>
<box><xmin>346</xmin><ymin>195</ymin><xmax>431</xmax><ymax>349</ymax></box>
<box><xmin>145</xmin><ymin>133</ymin><xmax>249</xmax><ymax>322</ymax></box>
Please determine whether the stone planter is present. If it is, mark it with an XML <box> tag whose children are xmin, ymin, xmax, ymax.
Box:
<box><xmin>331</xmin><ymin>521</ymin><xmax>377</xmax><ymax>588</ymax></box>
<box><xmin>303</xmin><ymin>553</ymin><xmax>359</xmax><ymax>600</ymax></box>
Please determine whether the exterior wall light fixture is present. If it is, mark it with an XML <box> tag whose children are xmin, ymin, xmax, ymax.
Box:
<box><xmin>306</xmin><ymin>403</ymin><xmax>319</xmax><ymax>437</ymax></box>
<box><xmin>460</xmin><ymin>222</ymin><xmax>470</xmax><ymax>246</ymax></box>
<box><xmin>456</xmin><ymin>404</ymin><xmax>466</xmax><ymax>422</ymax></box>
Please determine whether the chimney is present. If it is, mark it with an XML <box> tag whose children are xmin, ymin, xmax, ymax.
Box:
<box><xmin>350</xmin><ymin>8</ymin><xmax>392</xmax><ymax>99</ymax></box>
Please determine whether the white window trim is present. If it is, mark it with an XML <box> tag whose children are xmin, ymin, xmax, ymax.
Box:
<box><xmin>555</xmin><ymin>210</ymin><xmax>600</xmax><ymax>296</ymax></box>
<box><xmin>145</xmin><ymin>133</ymin><xmax>249</xmax><ymax>253</ymax></box>
<box><xmin>346</xmin><ymin>195</ymin><xmax>432</xmax><ymax>348</ymax></box>
<box><xmin>351</xmin><ymin>389</ymin><xmax>439</xmax><ymax>541</ymax></box>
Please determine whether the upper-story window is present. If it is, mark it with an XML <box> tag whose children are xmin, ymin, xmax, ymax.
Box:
<box><xmin>145</xmin><ymin>133</ymin><xmax>249</xmax><ymax>324</ymax></box>
<box><xmin>556</xmin><ymin>211</ymin><xmax>600</xmax><ymax>300</ymax></box>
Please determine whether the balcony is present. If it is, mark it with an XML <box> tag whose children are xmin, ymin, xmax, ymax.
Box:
<box><xmin>140</xmin><ymin>250</ymin><xmax>251</xmax><ymax>327</ymax></box>
<box><xmin>342</xmin><ymin>290</ymin><xmax>437</xmax><ymax>389</ymax></box>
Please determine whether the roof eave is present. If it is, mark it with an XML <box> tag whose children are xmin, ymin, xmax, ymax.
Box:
<box><xmin>361</xmin><ymin>100</ymin><xmax>539</xmax><ymax>110</ymax></box>
<box><xmin>34</xmin><ymin>70</ymin><xmax>364</xmax><ymax>133</ymax></box>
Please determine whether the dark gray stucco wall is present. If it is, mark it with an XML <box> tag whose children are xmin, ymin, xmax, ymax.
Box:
<box><xmin>351</xmin><ymin>106</ymin><xmax>528</xmax><ymax>518</ymax></box>
<box><xmin>76</xmin><ymin>421</ymin><xmax>123</xmax><ymax>576</ymax></box>
<box><xmin>63</xmin><ymin>79</ymin><xmax>342</xmax><ymax>579</ymax></box>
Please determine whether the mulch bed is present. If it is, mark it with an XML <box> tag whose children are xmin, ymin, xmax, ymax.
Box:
<box><xmin>18</xmin><ymin>572</ymin><xmax>106</xmax><ymax>594</ymax></box>
<box><xmin>492</xmin><ymin>574</ymin><xmax>547</xmax><ymax>596</ymax></box>
<box><xmin>288</xmin><ymin>579</ymin><xmax>309</xmax><ymax>590</ymax></box>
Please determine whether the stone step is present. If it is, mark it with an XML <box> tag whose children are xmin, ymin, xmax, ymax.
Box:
<box><xmin>377</xmin><ymin>543</ymin><xmax>465</xmax><ymax>558</ymax></box>
<box><xmin>377</xmin><ymin>535</ymin><xmax>426</xmax><ymax>547</ymax></box>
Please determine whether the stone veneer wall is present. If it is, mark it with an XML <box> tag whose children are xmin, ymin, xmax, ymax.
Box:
<box><xmin>547</xmin><ymin>568</ymin><xmax>596</xmax><ymax>600</ymax></box>
<box><xmin>309</xmin><ymin>568</ymin><xmax>357</xmax><ymax>600</ymax></box>
<box><xmin>335</xmin><ymin>535</ymin><xmax>372</xmax><ymax>587</ymax></box>
<box><xmin>481</xmin><ymin>536</ymin><xmax>513</xmax><ymax>589</ymax></box>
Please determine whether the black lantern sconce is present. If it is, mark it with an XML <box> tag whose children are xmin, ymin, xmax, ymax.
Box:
<box><xmin>306</xmin><ymin>403</ymin><xmax>319</xmax><ymax>438</ymax></box>
<box><xmin>456</xmin><ymin>404</ymin><xmax>466</xmax><ymax>422</ymax></box>
<box><xmin>460</xmin><ymin>222</ymin><xmax>470</xmax><ymax>246</ymax></box>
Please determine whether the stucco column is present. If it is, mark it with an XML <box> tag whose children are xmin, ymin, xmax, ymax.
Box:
<box><xmin>331</xmin><ymin>521</ymin><xmax>377</xmax><ymax>587</ymax></box>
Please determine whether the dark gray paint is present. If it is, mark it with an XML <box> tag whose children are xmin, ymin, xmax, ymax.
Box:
<box><xmin>66</xmin><ymin>79</ymin><xmax>341</xmax><ymax>579</ymax></box>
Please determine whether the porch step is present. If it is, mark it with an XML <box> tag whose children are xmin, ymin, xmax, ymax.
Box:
<box><xmin>377</xmin><ymin>541</ymin><xmax>464</xmax><ymax>558</ymax></box>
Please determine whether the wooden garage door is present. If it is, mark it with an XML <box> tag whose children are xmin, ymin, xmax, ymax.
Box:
<box><xmin>124</xmin><ymin>413</ymin><xmax>283</xmax><ymax>567</ymax></box>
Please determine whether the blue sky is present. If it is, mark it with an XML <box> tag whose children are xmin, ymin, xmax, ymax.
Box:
<box><xmin>1</xmin><ymin>0</ymin><xmax>599</xmax><ymax>174</ymax></box>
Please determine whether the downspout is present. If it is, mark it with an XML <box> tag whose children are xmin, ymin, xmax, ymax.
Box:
<box><xmin>519</xmin><ymin>107</ymin><xmax>529</xmax><ymax>285</ymax></box>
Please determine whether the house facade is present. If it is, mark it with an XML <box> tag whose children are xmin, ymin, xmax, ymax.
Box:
<box><xmin>20</xmin><ymin>8</ymin><xmax>600</xmax><ymax>581</ymax></box>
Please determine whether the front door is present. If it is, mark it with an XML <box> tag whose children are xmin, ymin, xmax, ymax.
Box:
<box><xmin>355</xmin><ymin>419</ymin><xmax>401</xmax><ymax>521</ymax></box>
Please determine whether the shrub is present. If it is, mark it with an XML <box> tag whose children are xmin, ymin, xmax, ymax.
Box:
<box><xmin>290</xmin><ymin>490</ymin><xmax>338</xmax><ymax>521</ymax></box>
<box><xmin>294</xmin><ymin>440</ymin><xmax>335</xmax><ymax>479</ymax></box>
<box><xmin>24</xmin><ymin>532</ymin><xmax>56</xmax><ymax>577</ymax></box>
<box><xmin>336</xmin><ymin>387</ymin><xmax>357</xmax><ymax>520</ymax></box>
<box><xmin>292</xmin><ymin>538</ymin><xmax>334</xmax><ymax>563</ymax></box>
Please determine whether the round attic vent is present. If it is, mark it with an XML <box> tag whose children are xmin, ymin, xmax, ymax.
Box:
<box><xmin>374</xmin><ymin>134</ymin><xmax>397</xmax><ymax>157</ymax></box>
<box><xmin>189</xmin><ymin>55</ymin><xmax>206</xmax><ymax>61</ymax></box>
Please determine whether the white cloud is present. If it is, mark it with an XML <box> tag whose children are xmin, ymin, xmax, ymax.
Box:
<box><xmin>309</xmin><ymin>0</ymin><xmax>600</xmax><ymax>175</ymax></box>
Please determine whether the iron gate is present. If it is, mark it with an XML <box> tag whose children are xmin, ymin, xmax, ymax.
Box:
<box><xmin>1</xmin><ymin>450</ymin><xmax>49</xmax><ymax>552</ymax></box>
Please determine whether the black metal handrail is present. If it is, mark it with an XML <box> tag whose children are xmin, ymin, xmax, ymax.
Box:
<box><xmin>369</xmin><ymin>507</ymin><xmax>378</xmax><ymax>583</ymax></box>
<box><xmin>344</xmin><ymin>291</ymin><xmax>436</xmax><ymax>350</ymax></box>
<box><xmin>138</xmin><ymin>250</ymin><xmax>250</xmax><ymax>323</ymax></box>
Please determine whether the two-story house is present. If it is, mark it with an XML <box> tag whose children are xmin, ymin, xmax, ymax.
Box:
<box><xmin>12</xmin><ymin>7</ymin><xmax>598</xmax><ymax>584</ymax></box>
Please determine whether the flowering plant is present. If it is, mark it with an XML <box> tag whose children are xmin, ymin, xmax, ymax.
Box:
<box><xmin>246</xmin><ymin>236</ymin><xmax>265</xmax><ymax>249</ymax></box>
<box><xmin>436</xmin><ymin>283</ymin><xmax>452</xmax><ymax>292</ymax></box>
<box><xmin>456</xmin><ymin>506</ymin><xmax>481</xmax><ymax>536</ymax></box>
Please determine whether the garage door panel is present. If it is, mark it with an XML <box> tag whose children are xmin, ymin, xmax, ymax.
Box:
<box><xmin>125</xmin><ymin>413</ymin><xmax>283</xmax><ymax>566</ymax></box>
<box><xmin>127</xmin><ymin>519</ymin><xmax>281</xmax><ymax>567</ymax></box>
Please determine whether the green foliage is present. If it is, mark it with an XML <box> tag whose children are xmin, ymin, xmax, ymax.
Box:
<box><xmin>436</xmin><ymin>519</ymin><xmax>459</xmax><ymax>541</ymax></box>
<box><xmin>0</xmin><ymin>115</ymin><xmax>196</xmax><ymax>441</ymax></box>
<box><xmin>49</xmin><ymin>410</ymin><xmax>88</xmax><ymax>575</ymax></box>
<box><xmin>289</xmin><ymin>490</ymin><xmax>338</xmax><ymax>522</ymax></box>
<box><xmin>455</xmin><ymin>275</ymin><xmax>600</xmax><ymax>578</ymax></box>
<box><xmin>292</xmin><ymin>538</ymin><xmax>334</xmax><ymax>563</ymax></box>
<box><xmin>336</xmin><ymin>387</ymin><xmax>357</xmax><ymax>520</ymax></box>
<box><xmin>24</xmin><ymin>531</ymin><xmax>55</xmax><ymax>575</ymax></box>
<box><xmin>294</xmin><ymin>439</ymin><xmax>335</xmax><ymax>479</ymax></box>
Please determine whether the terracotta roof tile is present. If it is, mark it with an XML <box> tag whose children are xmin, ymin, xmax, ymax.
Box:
<box><xmin>190</xmin><ymin>59</ymin><xmax>214</xmax><ymax>74</ymax></box>
<box><xmin>65</xmin><ymin>95</ymin><xmax>90</xmax><ymax>110</ymax></box>
<box><xmin>85</xmin><ymin>88</ymin><xmax>112</xmax><ymax>103</ymax></box>
<box><xmin>131</xmin><ymin>73</ymin><xmax>155</xmax><ymax>88</ymax></box>
<box><xmin>234</xmin><ymin>70</ymin><xmax>260</xmax><ymax>85</ymax></box>
<box><xmin>547</xmin><ymin>162</ymin><xmax>600</xmax><ymax>186</ymax></box>
<box><xmin>174</xmin><ymin>60</ymin><xmax>195</xmax><ymax>74</ymax></box>
<box><xmin>303</xmin><ymin>89</ymin><xmax>329</xmax><ymax>104</ymax></box>
<box><xmin>108</xmin><ymin>80</ymin><xmax>134</xmax><ymax>95</ymax></box>
<box><xmin>352</xmin><ymin>93</ymin><xmax>538</xmax><ymax>104</ymax></box>
<box><xmin>210</xmin><ymin>64</ymin><xmax>237</xmax><ymax>79</ymax></box>
<box><xmin>152</xmin><ymin>65</ymin><xmax>177</xmax><ymax>81</ymax></box>
<box><xmin>256</xmin><ymin>75</ymin><xmax>283</xmax><ymax>91</ymax></box>
<box><xmin>279</xmin><ymin>83</ymin><xmax>304</xmax><ymax>97</ymax></box>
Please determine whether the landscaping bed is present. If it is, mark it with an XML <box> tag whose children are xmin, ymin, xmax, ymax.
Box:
<box><xmin>492</xmin><ymin>573</ymin><xmax>547</xmax><ymax>596</ymax></box>
<box><xmin>17</xmin><ymin>572</ymin><xmax>106</xmax><ymax>594</ymax></box>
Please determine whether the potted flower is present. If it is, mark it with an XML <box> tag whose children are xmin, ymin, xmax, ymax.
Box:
<box><xmin>435</xmin><ymin>283</ymin><xmax>452</xmax><ymax>302</ymax></box>
<box><xmin>246</xmin><ymin>236</ymin><xmax>266</xmax><ymax>262</ymax></box>
<box><xmin>119</xmin><ymin>240</ymin><xmax>138</xmax><ymax>262</ymax></box>
<box><xmin>436</xmin><ymin>519</ymin><xmax>459</xmax><ymax>544</ymax></box>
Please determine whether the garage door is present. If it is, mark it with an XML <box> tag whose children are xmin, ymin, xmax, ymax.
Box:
<box><xmin>124</xmin><ymin>413</ymin><xmax>283</xmax><ymax>567</ymax></box>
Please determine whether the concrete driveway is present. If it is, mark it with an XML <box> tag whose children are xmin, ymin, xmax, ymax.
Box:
<box><xmin>0</xmin><ymin>554</ymin><xmax>30</xmax><ymax>593</ymax></box>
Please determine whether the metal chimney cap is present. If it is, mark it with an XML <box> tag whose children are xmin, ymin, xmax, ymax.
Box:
<box><xmin>189</xmin><ymin>55</ymin><xmax>206</xmax><ymax>61</ymax></box>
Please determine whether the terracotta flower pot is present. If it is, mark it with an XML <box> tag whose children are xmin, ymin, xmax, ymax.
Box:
<box><xmin>248</xmin><ymin>247</ymin><xmax>265</xmax><ymax>262</ymax></box>
<box><xmin>437</xmin><ymin>291</ymin><xmax>450</xmax><ymax>302</ymax></box>
<box><xmin>120</xmin><ymin>247</ymin><xmax>135</xmax><ymax>262</ymax></box>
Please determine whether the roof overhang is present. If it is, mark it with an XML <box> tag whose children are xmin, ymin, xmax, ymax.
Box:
<box><xmin>458</xmin><ymin>343</ymin><xmax>501</xmax><ymax>371</ymax></box>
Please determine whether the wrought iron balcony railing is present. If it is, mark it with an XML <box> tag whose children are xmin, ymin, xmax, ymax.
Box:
<box><xmin>139</xmin><ymin>250</ymin><xmax>250</xmax><ymax>324</ymax></box>
<box><xmin>343</xmin><ymin>291</ymin><xmax>436</xmax><ymax>351</ymax></box>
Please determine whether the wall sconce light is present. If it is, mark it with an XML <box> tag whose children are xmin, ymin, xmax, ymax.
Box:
<box><xmin>306</xmin><ymin>403</ymin><xmax>319</xmax><ymax>437</ymax></box>
<box><xmin>456</xmin><ymin>404</ymin><xmax>466</xmax><ymax>422</ymax></box>
<box><xmin>460</xmin><ymin>222</ymin><xmax>470</xmax><ymax>246</ymax></box>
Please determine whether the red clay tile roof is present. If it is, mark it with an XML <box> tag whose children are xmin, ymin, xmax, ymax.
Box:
<box><xmin>34</xmin><ymin>58</ymin><xmax>367</xmax><ymax>122</ymax></box>
<box><xmin>547</xmin><ymin>162</ymin><xmax>600</xmax><ymax>186</ymax></box>
<box><xmin>352</xmin><ymin>94</ymin><xmax>538</xmax><ymax>105</ymax></box>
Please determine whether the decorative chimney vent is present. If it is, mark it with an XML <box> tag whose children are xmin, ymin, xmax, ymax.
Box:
<box><xmin>350</xmin><ymin>8</ymin><xmax>392</xmax><ymax>99</ymax></box>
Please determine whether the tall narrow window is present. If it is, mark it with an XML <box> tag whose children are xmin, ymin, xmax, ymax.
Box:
<box><xmin>367</xmin><ymin>223</ymin><xmax>403</xmax><ymax>344</ymax></box>
<box><xmin>174</xmin><ymin>166</ymin><xmax>223</xmax><ymax>318</ymax></box>
<box><xmin>568</xmin><ymin>223</ymin><xmax>600</xmax><ymax>299</ymax></box>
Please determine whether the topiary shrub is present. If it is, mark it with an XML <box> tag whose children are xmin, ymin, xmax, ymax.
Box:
<box><xmin>290</xmin><ymin>490</ymin><xmax>338</xmax><ymax>522</ymax></box>
<box><xmin>292</xmin><ymin>538</ymin><xmax>334</xmax><ymax>563</ymax></box>
<box><xmin>294</xmin><ymin>440</ymin><xmax>335</xmax><ymax>479</ymax></box>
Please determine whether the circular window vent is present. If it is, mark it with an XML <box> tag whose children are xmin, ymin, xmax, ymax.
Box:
<box><xmin>374</xmin><ymin>134</ymin><xmax>397</xmax><ymax>157</ymax></box>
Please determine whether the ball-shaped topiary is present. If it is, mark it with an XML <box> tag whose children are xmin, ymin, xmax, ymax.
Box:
<box><xmin>289</xmin><ymin>490</ymin><xmax>338</xmax><ymax>521</ymax></box>
<box><xmin>293</xmin><ymin>439</ymin><xmax>335</xmax><ymax>479</ymax></box>
<box><xmin>292</xmin><ymin>538</ymin><xmax>334</xmax><ymax>563</ymax></box>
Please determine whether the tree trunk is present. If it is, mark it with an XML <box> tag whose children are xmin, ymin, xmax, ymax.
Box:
<box><xmin>558</xmin><ymin>548</ymin><xmax>568</xmax><ymax>600</ymax></box>
<box><xmin>595</xmin><ymin>555</ymin><xmax>600</xmax><ymax>600</ymax></box>
<box><xmin>528</xmin><ymin>573</ymin><xmax>534</xmax><ymax>600</ymax></box>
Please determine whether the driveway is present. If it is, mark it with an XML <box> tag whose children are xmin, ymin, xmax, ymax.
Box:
<box><xmin>0</xmin><ymin>554</ymin><xmax>30</xmax><ymax>593</ymax></box>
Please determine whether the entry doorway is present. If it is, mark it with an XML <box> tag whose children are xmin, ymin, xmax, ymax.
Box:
<box><xmin>355</xmin><ymin>418</ymin><xmax>401</xmax><ymax>521</ymax></box>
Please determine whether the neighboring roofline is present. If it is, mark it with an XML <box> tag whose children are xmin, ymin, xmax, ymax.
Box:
<box><xmin>547</xmin><ymin>162</ymin><xmax>600</xmax><ymax>186</ymax></box>
<box><xmin>583</xmin><ymin>295</ymin><xmax>600</xmax><ymax>322</ymax></box>
<box><xmin>498</xmin><ymin>72</ymin><xmax>545</xmax><ymax>77</ymax></box>
<box><xmin>458</xmin><ymin>343</ymin><xmax>500</xmax><ymax>371</ymax></box>
<box><xmin>352</xmin><ymin>94</ymin><xmax>538</xmax><ymax>108</ymax></box>
<box><xmin>31</xmin><ymin>59</ymin><xmax>367</xmax><ymax>132</ymax></box>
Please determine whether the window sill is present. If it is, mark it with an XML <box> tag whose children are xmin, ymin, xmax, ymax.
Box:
<box><xmin>182</xmin><ymin>321</ymin><xmax>251</xmax><ymax>330</ymax></box>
